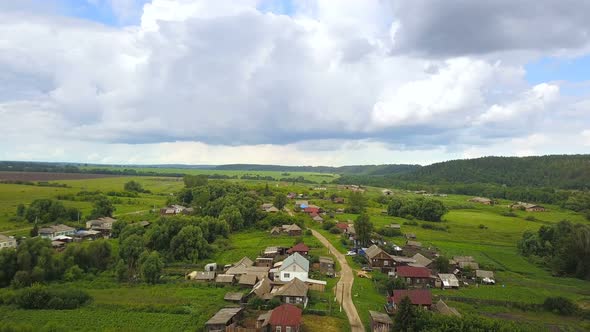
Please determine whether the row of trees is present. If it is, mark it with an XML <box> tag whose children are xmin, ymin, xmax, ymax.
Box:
<box><xmin>518</xmin><ymin>220</ymin><xmax>590</xmax><ymax>280</ymax></box>
<box><xmin>387</xmin><ymin>197</ymin><xmax>448</xmax><ymax>222</ymax></box>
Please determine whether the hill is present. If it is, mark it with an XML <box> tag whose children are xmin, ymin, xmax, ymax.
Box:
<box><xmin>213</xmin><ymin>164</ymin><xmax>421</xmax><ymax>175</ymax></box>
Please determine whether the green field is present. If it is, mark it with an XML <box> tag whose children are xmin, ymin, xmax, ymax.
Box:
<box><xmin>79</xmin><ymin>166</ymin><xmax>340</xmax><ymax>183</ymax></box>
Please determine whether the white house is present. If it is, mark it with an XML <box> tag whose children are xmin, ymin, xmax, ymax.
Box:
<box><xmin>278</xmin><ymin>253</ymin><xmax>309</xmax><ymax>282</ymax></box>
<box><xmin>0</xmin><ymin>234</ymin><xmax>17</xmax><ymax>250</ymax></box>
<box><xmin>39</xmin><ymin>224</ymin><xmax>76</xmax><ymax>240</ymax></box>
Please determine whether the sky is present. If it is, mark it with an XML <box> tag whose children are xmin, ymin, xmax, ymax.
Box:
<box><xmin>0</xmin><ymin>0</ymin><xmax>589</xmax><ymax>166</ymax></box>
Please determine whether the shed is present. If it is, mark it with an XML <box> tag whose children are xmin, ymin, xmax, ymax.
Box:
<box><xmin>437</xmin><ymin>273</ymin><xmax>459</xmax><ymax>289</ymax></box>
<box><xmin>238</xmin><ymin>274</ymin><xmax>258</xmax><ymax>287</ymax></box>
<box><xmin>215</xmin><ymin>274</ymin><xmax>236</xmax><ymax>284</ymax></box>
<box><xmin>224</xmin><ymin>292</ymin><xmax>244</xmax><ymax>303</ymax></box>
<box><xmin>369</xmin><ymin>310</ymin><xmax>393</xmax><ymax>332</ymax></box>
<box><xmin>204</xmin><ymin>307</ymin><xmax>243</xmax><ymax>332</ymax></box>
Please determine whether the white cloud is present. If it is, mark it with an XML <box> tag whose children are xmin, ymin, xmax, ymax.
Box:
<box><xmin>0</xmin><ymin>0</ymin><xmax>588</xmax><ymax>165</ymax></box>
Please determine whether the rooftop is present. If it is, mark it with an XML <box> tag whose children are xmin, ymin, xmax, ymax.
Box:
<box><xmin>205</xmin><ymin>307</ymin><xmax>243</xmax><ymax>325</ymax></box>
<box><xmin>268</xmin><ymin>304</ymin><xmax>302</xmax><ymax>327</ymax></box>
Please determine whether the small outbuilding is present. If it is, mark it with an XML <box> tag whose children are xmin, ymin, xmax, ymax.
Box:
<box><xmin>369</xmin><ymin>310</ymin><xmax>393</xmax><ymax>332</ymax></box>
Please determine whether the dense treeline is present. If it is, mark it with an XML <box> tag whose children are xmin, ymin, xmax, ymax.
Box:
<box><xmin>214</xmin><ymin>163</ymin><xmax>420</xmax><ymax>175</ymax></box>
<box><xmin>15</xmin><ymin>199</ymin><xmax>80</xmax><ymax>224</ymax></box>
<box><xmin>387</xmin><ymin>197</ymin><xmax>448</xmax><ymax>222</ymax></box>
<box><xmin>518</xmin><ymin>221</ymin><xmax>590</xmax><ymax>280</ymax></box>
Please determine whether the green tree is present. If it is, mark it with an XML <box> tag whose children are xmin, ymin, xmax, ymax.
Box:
<box><xmin>432</xmin><ymin>256</ymin><xmax>450</xmax><ymax>273</ymax></box>
<box><xmin>347</xmin><ymin>191</ymin><xmax>367</xmax><ymax>214</ymax></box>
<box><xmin>273</xmin><ymin>194</ymin><xmax>287</xmax><ymax>210</ymax></box>
<box><xmin>394</xmin><ymin>296</ymin><xmax>417</xmax><ymax>332</ymax></box>
<box><xmin>220</xmin><ymin>206</ymin><xmax>244</xmax><ymax>231</ymax></box>
<box><xmin>124</xmin><ymin>180</ymin><xmax>144</xmax><ymax>193</ymax></box>
<box><xmin>16</xmin><ymin>204</ymin><xmax>25</xmax><ymax>217</ymax></box>
<box><xmin>354</xmin><ymin>214</ymin><xmax>373</xmax><ymax>247</ymax></box>
<box><xmin>119</xmin><ymin>235</ymin><xmax>144</xmax><ymax>273</ymax></box>
<box><xmin>0</xmin><ymin>249</ymin><xmax>17</xmax><ymax>287</ymax></box>
<box><xmin>170</xmin><ymin>225</ymin><xmax>208</xmax><ymax>262</ymax></box>
<box><xmin>387</xmin><ymin>197</ymin><xmax>404</xmax><ymax>217</ymax></box>
<box><xmin>111</xmin><ymin>220</ymin><xmax>127</xmax><ymax>238</ymax></box>
<box><xmin>418</xmin><ymin>199</ymin><xmax>448</xmax><ymax>222</ymax></box>
<box><xmin>183</xmin><ymin>174</ymin><xmax>208</xmax><ymax>188</ymax></box>
<box><xmin>140</xmin><ymin>251</ymin><xmax>163</xmax><ymax>284</ymax></box>
<box><xmin>90</xmin><ymin>196</ymin><xmax>115</xmax><ymax>218</ymax></box>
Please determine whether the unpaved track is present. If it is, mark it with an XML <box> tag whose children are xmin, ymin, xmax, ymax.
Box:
<box><xmin>311</xmin><ymin>229</ymin><xmax>364</xmax><ymax>332</ymax></box>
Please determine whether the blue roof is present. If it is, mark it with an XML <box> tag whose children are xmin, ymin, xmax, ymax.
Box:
<box><xmin>300</xmin><ymin>204</ymin><xmax>309</xmax><ymax>209</ymax></box>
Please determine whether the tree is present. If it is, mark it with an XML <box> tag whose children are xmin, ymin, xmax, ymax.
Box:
<box><xmin>347</xmin><ymin>191</ymin><xmax>367</xmax><ymax>214</ymax></box>
<box><xmin>394</xmin><ymin>296</ymin><xmax>417</xmax><ymax>332</ymax></box>
<box><xmin>124</xmin><ymin>180</ymin><xmax>144</xmax><ymax>193</ymax></box>
<box><xmin>263</xmin><ymin>183</ymin><xmax>272</xmax><ymax>196</ymax></box>
<box><xmin>354</xmin><ymin>214</ymin><xmax>373</xmax><ymax>247</ymax></box>
<box><xmin>30</xmin><ymin>224</ymin><xmax>39</xmax><ymax>237</ymax></box>
<box><xmin>273</xmin><ymin>194</ymin><xmax>287</xmax><ymax>210</ymax></box>
<box><xmin>119</xmin><ymin>235</ymin><xmax>144</xmax><ymax>273</ymax></box>
<box><xmin>170</xmin><ymin>225</ymin><xmax>209</xmax><ymax>262</ymax></box>
<box><xmin>90</xmin><ymin>196</ymin><xmax>115</xmax><ymax>218</ymax></box>
<box><xmin>140</xmin><ymin>251</ymin><xmax>163</xmax><ymax>284</ymax></box>
<box><xmin>16</xmin><ymin>204</ymin><xmax>25</xmax><ymax>217</ymax></box>
<box><xmin>0</xmin><ymin>249</ymin><xmax>17</xmax><ymax>287</ymax></box>
<box><xmin>418</xmin><ymin>199</ymin><xmax>448</xmax><ymax>222</ymax></box>
<box><xmin>220</xmin><ymin>206</ymin><xmax>244</xmax><ymax>232</ymax></box>
<box><xmin>111</xmin><ymin>220</ymin><xmax>127</xmax><ymax>238</ymax></box>
<box><xmin>387</xmin><ymin>197</ymin><xmax>404</xmax><ymax>217</ymax></box>
<box><xmin>183</xmin><ymin>175</ymin><xmax>208</xmax><ymax>188</ymax></box>
<box><xmin>432</xmin><ymin>256</ymin><xmax>450</xmax><ymax>273</ymax></box>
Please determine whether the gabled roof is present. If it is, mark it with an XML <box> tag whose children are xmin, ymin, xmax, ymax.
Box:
<box><xmin>434</xmin><ymin>299</ymin><xmax>461</xmax><ymax>317</ymax></box>
<box><xmin>475</xmin><ymin>270</ymin><xmax>494</xmax><ymax>279</ymax></box>
<box><xmin>438</xmin><ymin>273</ymin><xmax>459</xmax><ymax>287</ymax></box>
<box><xmin>319</xmin><ymin>256</ymin><xmax>333</xmax><ymax>264</ymax></box>
<box><xmin>452</xmin><ymin>256</ymin><xmax>474</xmax><ymax>263</ymax></box>
<box><xmin>411</xmin><ymin>253</ymin><xmax>432</xmax><ymax>267</ymax></box>
<box><xmin>274</xmin><ymin>278</ymin><xmax>308</xmax><ymax>297</ymax></box>
<box><xmin>0</xmin><ymin>234</ymin><xmax>15</xmax><ymax>242</ymax></box>
<box><xmin>406</xmin><ymin>240</ymin><xmax>422</xmax><ymax>247</ymax></box>
<box><xmin>335</xmin><ymin>222</ymin><xmax>349</xmax><ymax>230</ymax></box>
<box><xmin>224</xmin><ymin>292</ymin><xmax>244</xmax><ymax>302</ymax></box>
<box><xmin>205</xmin><ymin>307</ymin><xmax>243</xmax><ymax>325</ymax></box>
<box><xmin>395</xmin><ymin>266</ymin><xmax>432</xmax><ymax>278</ymax></box>
<box><xmin>215</xmin><ymin>274</ymin><xmax>235</xmax><ymax>283</ymax></box>
<box><xmin>391</xmin><ymin>256</ymin><xmax>416</xmax><ymax>264</ymax></box>
<box><xmin>266</xmin><ymin>206</ymin><xmax>280</xmax><ymax>213</ymax></box>
<box><xmin>458</xmin><ymin>261</ymin><xmax>479</xmax><ymax>269</ymax></box>
<box><xmin>279</xmin><ymin>253</ymin><xmax>309</xmax><ymax>272</ymax></box>
<box><xmin>312</xmin><ymin>215</ymin><xmax>324</xmax><ymax>222</ymax></box>
<box><xmin>235</xmin><ymin>256</ymin><xmax>254</xmax><ymax>267</ymax></box>
<box><xmin>369</xmin><ymin>310</ymin><xmax>393</xmax><ymax>324</ymax></box>
<box><xmin>391</xmin><ymin>290</ymin><xmax>432</xmax><ymax>306</ymax></box>
<box><xmin>268</xmin><ymin>304</ymin><xmax>302</xmax><ymax>327</ymax></box>
<box><xmin>250</xmin><ymin>277</ymin><xmax>273</xmax><ymax>298</ymax></box>
<box><xmin>365</xmin><ymin>245</ymin><xmax>387</xmax><ymax>260</ymax></box>
<box><xmin>287</xmin><ymin>243</ymin><xmax>309</xmax><ymax>254</ymax></box>
<box><xmin>239</xmin><ymin>274</ymin><xmax>258</xmax><ymax>286</ymax></box>
<box><xmin>283</xmin><ymin>224</ymin><xmax>301</xmax><ymax>232</ymax></box>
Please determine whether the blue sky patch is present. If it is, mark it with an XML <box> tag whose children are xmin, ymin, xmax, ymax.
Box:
<box><xmin>526</xmin><ymin>55</ymin><xmax>590</xmax><ymax>84</ymax></box>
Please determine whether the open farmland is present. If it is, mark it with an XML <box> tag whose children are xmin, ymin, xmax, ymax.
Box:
<box><xmin>0</xmin><ymin>171</ymin><xmax>120</xmax><ymax>181</ymax></box>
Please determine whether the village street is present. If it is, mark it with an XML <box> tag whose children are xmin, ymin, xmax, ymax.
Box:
<box><xmin>311</xmin><ymin>229</ymin><xmax>364</xmax><ymax>332</ymax></box>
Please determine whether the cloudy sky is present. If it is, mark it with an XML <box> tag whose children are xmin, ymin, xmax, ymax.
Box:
<box><xmin>1</xmin><ymin>0</ymin><xmax>589</xmax><ymax>166</ymax></box>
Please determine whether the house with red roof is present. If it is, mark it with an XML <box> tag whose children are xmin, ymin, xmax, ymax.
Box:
<box><xmin>389</xmin><ymin>289</ymin><xmax>432</xmax><ymax>310</ymax></box>
<box><xmin>335</xmin><ymin>222</ymin><xmax>349</xmax><ymax>232</ymax></box>
<box><xmin>268</xmin><ymin>304</ymin><xmax>302</xmax><ymax>332</ymax></box>
<box><xmin>287</xmin><ymin>243</ymin><xmax>309</xmax><ymax>256</ymax></box>
<box><xmin>303</xmin><ymin>205</ymin><xmax>320</xmax><ymax>214</ymax></box>
<box><xmin>393</xmin><ymin>266</ymin><xmax>434</xmax><ymax>287</ymax></box>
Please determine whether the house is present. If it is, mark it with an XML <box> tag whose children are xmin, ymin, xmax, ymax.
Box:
<box><xmin>437</xmin><ymin>273</ymin><xmax>459</xmax><ymax>289</ymax></box>
<box><xmin>391</xmin><ymin>255</ymin><xmax>416</xmax><ymax>266</ymax></box>
<box><xmin>365</xmin><ymin>245</ymin><xmax>395</xmax><ymax>272</ymax></box>
<box><xmin>476</xmin><ymin>270</ymin><xmax>495</xmax><ymax>284</ymax></box>
<box><xmin>73</xmin><ymin>229</ymin><xmax>102</xmax><ymax>241</ymax></box>
<box><xmin>335</xmin><ymin>208</ymin><xmax>345</xmax><ymax>214</ymax></box>
<box><xmin>333</xmin><ymin>197</ymin><xmax>345</xmax><ymax>204</ymax></box>
<box><xmin>319</xmin><ymin>256</ymin><xmax>335</xmax><ymax>277</ymax></box>
<box><xmin>39</xmin><ymin>224</ymin><xmax>76</xmax><ymax>240</ymax></box>
<box><xmin>389</xmin><ymin>289</ymin><xmax>432</xmax><ymax>310</ymax></box>
<box><xmin>393</xmin><ymin>266</ymin><xmax>434</xmax><ymax>287</ymax></box>
<box><xmin>511</xmin><ymin>202</ymin><xmax>546</xmax><ymax>212</ymax></box>
<box><xmin>282</xmin><ymin>224</ymin><xmax>302</xmax><ymax>236</ymax></box>
<box><xmin>270</xmin><ymin>227</ymin><xmax>283</xmax><ymax>236</ymax></box>
<box><xmin>303</xmin><ymin>206</ymin><xmax>320</xmax><ymax>214</ymax></box>
<box><xmin>250</xmin><ymin>277</ymin><xmax>273</xmax><ymax>300</ymax></box>
<box><xmin>469</xmin><ymin>197</ymin><xmax>493</xmax><ymax>205</ymax></box>
<box><xmin>186</xmin><ymin>271</ymin><xmax>216</xmax><ymax>282</ymax></box>
<box><xmin>262</xmin><ymin>246</ymin><xmax>285</xmax><ymax>258</ymax></box>
<box><xmin>405</xmin><ymin>240</ymin><xmax>422</xmax><ymax>248</ymax></box>
<box><xmin>51</xmin><ymin>241</ymin><xmax>66</xmax><ymax>250</ymax></box>
<box><xmin>273</xmin><ymin>278</ymin><xmax>309</xmax><ymax>307</ymax></box>
<box><xmin>369</xmin><ymin>310</ymin><xmax>393</xmax><ymax>332</ymax></box>
<box><xmin>261</xmin><ymin>203</ymin><xmax>274</xmax><ymax>211</ymax></box>
<box><xmin>335</xmin><ymin>222</ymin><xmax>349</xmax><ymax>233</ymax></box>
<box><xmin>389</xmin><ymin>224</ymin><xmax>401</xmax><ymax>230</ymax></box>
<box><xmin>238</xmin><ymin>274</ymin><xmax>258</xmax><ymax>287</ymax></box>
<box><xmin>411</xmin><ymin>253</ymin><xmax>432</xmax><ymax>268</ymax></box>
<box><xmin>215</xmin><ymin>274</ymin><xmax>236</xmax><ymax>285</ymax></box>
<box><xmin>266</xmin><ymin>206</ymin><xmax>280</xmax><ymax>213</ymax></box>
<box><xmin>204</xmin><ymin>307</ymin><xmax>243</xmax><ymax>332</ymax></box>
<box><xmin>312</xmin><ymin>215</ymin><xmax>324</xmax><ymax>223</ymax></box>
<box><xmin>205</xmin><ymin>263</ymin><xmax>218</xmax><ymax>272</ymax></box>
<box><xmin>405</xmin><ymin>233</ymin><xmax>417</xmax><ymax>240</ymax></box>
<box><xmin>268</xmin><ymin>304</ymin><xmax>302</xmax><ymax>332</ymax></box>
<box><xmin>279</xmin><ymin>253</ymin><xmax>309</xmax><ymax>282</ymax></box>
<box><xmin>160</xmin><ymin>204</ymin><xmax>192</xmax><ymax>216</ymax></box>
<box><xmin>0</xmin><ymin>234</ymin><xmax>17</xmax><ymax>250</ymax></box>
<box><xmin>434</xmin><ymin>299</ymin><xmax>461</xmax><ymax>317</ymax></box>
<box><xmin>85</xmin><ymin>216</ymin><xmax>116</xmax><ymax>235</ymax></box>
<box><xmin>287</xmin><ymin>243</ymin><xmax>309</xmax><ymax>256</ymax></box>
<box><xmin>382</xmin><ymin>189</ymin><xmax>393</xmax><ymax>196</ymax></box>
<box><xmin>287</xmin><ymin>193</ymin><xmax>297</xmax><ymax>199</ymax></box>
<box><xmin>256</xmin><ymin>257</ymin><xmax>274</xmax><ymax>268</ymax></box>
<box><xmin>295</xmin><ymin>200</ymin><xmax>308</xmax><ymax>208</ymax></box>
<box><xmin>224</xmin><ymin>292</ymin><xmax>244</xmax><ymax>303</ymax></box>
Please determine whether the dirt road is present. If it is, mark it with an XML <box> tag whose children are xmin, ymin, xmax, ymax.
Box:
<box><xmin>311</xmin><ymin>229</ymin><xmax>365</xmax><ymax>332</ymax></box>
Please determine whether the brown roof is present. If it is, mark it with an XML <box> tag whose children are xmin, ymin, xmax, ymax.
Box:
<box><xmin>268</xmin><ymin>304</ymin><xmax>302</xmax><ymax>327</ymax></box>
<box><xmin>287</xmin><ymin>243</ymin><xmax>309</xmax><ymax>254</ymax></box>
<box><xmin>239</xmin><ymin>274</ymin><xmax>258</xmax><ymax>286</ymax></box>
<box><xmin>205</xmin><ymin>307</ymin><xmax>243</xmax><ymax>326</ymax></box>
<box><xmin>274</xmin><ymin>278</ymin><xmax>308</xmax><ymax>297</ymax></box>
<box><xmin>411</xmin><ymin>253</ymin><xmax>432</xmax><ymax>267</ymax></box>
<box><xmin>434</xmin><ymin>299</ymin><xmax>461</xmax><ymax>317</ymax></box>
<box><xmin>406</xmin><ymin>240</ymin><xmax>422</xmax><ymax>247</ymax></box>
<box><xmin>369</xmin><ymin>310</ymin><xmax>393</xmax><ymax>324</ymax></box>
<box><xmin>224</xmin><ymin>292</ymin><xmax>244</xmax><ymax>302</ymax></box>
<box><xmin>391</xmin><ymin>290</ymin><xmax>432</xmax><ymax>306</ymax></box>
<box><xmin>365</xmin><ymin>245</ymin><xmax>386</xmax><ymax>260</ymax></box>
<box><xmin>458</xmin><ymin>261</ymin><xmax>479</xmax><ymax>269</ymax></box>
<box><xmin>475</xmin><ymin>270</ymin><xmax>494</xmax><ymax>279</ymax></box>
<box><xmin>215</xmin><ymin>274</ymin><xmax>235</xmax><ymax>283</ymax></box>
<box><xmin>250</xmin><ymin>277</ymin><xmax>273</xmax><ymax>298</ymax></box>
<box><xmin>395</xmin><ymin>266</ymin><xmax>432</xmax><ymax>278</ymax></box>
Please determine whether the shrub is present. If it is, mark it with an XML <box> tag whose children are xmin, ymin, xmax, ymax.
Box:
<box><xmin>403</xmin><ymin>221</ymin><xmax>418</xmax><ymax>226</ymax></box>
<box><xmin>525</xmin><ymin>216</ymin><xmax>536</xmax><ymax>221</ymax></box>
<box><xmin>478</xmin><ymin>224</ymin><xmax>488</xmax><ymax>229</ymax></box>
<box><xmin>543</xmin><ymin>297</ymin><xmax>578</xmax><ymax>316</ymax></box>
<box><xmin>421</xmin><ymin>223</ymin><xmax>448</xmax><ymax>232</ymax></box>
<box><xmin>322</xmin><ymin>220</ymin><xmax>336</xmax><ymax>230</ymax></box>
<box><xmin>501</xmin><ymin>211</ymin><xmax>517</xmax><ymax>217</ymax></box>
<box><xmin>14</xmin><ymin>285</ymin><xmax>91</xmax><ymax>310</ymax></box>
<box><xmin>377</xmin><ymin>227</ymin><xmax>402</xmax><ymax>237</ymax></box>
<box><xmin>305</xmin><ymin>229</ymin><xmax>312</xmax><ymax>236</ymax></box>
<box><xmin>329</xmin><ymin>227</ymin><xmax>341</xmax><ymax>234</ymax></box>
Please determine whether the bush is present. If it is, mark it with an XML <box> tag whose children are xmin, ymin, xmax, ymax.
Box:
<box><xmin>305</xmin><ymin>229</ymin><xmax>312</xmax><ymax>236</ymax></box>
<box><xmin>329</xmin><ymin>227</ymin><xmax>341</xmax><ymax>234</ymax></box>
<box><xmin>322</xmin><ymin>220</ymin><xmax>336</xmax><ymax>230</ymax></box>
<box><xmin>403</xmin><ymin>221</ymin><xmax>418</xmax><ymax>226</ymax></box>
<box><xmin>14</xmin><ymin>285</ymin><xmax>91</xmax><ymax>310</ymax></box>
<box><xmin>543</xmin><ymin>297</ymin><xmax>578</xmax><ymax>316</ymax></box>
<box><xmin>421</xmin><ymin>223</ymin><xmax>448</xmax><ymax>232</ymax></box>
<box><xmin>478</xmin><ymin>224</ymin><xmax>488</xmax><ymax>229</ymax></box>
<box><xmin>377</xmin><ymin>227</ymin><xmax>402</xmax><ymax>237</ymax></box>
<box><xmin>501</xmin><ymin>211</ymin><xmax>517</xmax><ymax>217</ymax></box>
<box><xmin>525</xmin><ymin>216</ymin><xmax>536</xmax><ymax>221</ymax></box>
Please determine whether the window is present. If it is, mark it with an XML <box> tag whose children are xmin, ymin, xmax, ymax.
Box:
<box><xmin>286</xmin><ymin>327</ymin><xmax>292</xmax><ymax>332</ymax></box>
<box><xmin>284</xmin><ymin>273</ymin><xmax>290</xmax><ymax>278</ymax></box>
<box><xmin>276</xmin><ymin>327</ymin><xmax>282</xmax><ymax>332</ymax></box>
<box><xmin>383</xmin><ymin>260</ymin><xmax>389</xmax><ymax>266</ymax></box>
